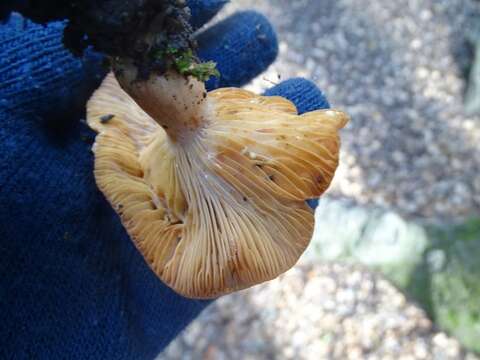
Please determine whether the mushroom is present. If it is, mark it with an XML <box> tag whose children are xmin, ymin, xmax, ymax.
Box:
<box><xmin>87</xmin><ymin>64</ymin><xmax>348</xmax><ymax>299</ymax></box>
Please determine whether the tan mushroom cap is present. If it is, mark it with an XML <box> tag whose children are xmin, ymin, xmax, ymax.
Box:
<box><xmin>87</xmin><ymin>72</ymin><xmax>348</xmax><ymax>299</ymax></box>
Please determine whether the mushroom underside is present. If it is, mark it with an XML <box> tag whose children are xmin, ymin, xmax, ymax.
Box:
<box><xmin>87</xmin><ymin>73</ymin><xmax>347</xmax><ymax>298</ymax></box>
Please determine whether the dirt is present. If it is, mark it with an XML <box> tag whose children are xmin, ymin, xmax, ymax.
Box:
<box><xmin>11</xmin><ymin>0</ymin><xmax>195</xmax><ymax>79</ymax></box>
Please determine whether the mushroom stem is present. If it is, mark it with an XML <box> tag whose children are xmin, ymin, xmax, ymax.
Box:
<box><xmin>114</xmin><ymin>62</ymin><xmax>210</xmax><ymax>142</ymax></box>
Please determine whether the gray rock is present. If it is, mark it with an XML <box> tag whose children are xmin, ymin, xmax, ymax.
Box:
<box><xmin>303</xmin><ymin>198</ymin><xmax>480</xmax><ymax>354</ymax></box>
<box><xmin>302</xmin><ymin>197</ymin><xmax>429</xmax><ymax>289</ymax></box>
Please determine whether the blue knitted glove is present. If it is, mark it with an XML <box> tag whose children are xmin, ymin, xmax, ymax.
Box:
<box><xmin>0</xmin><ymin>2</ymin><xmax>330</xmax><ymax>359</ymax></box>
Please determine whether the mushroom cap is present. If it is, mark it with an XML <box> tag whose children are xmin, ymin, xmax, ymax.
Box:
<box><xmin>87</xmin><ymin>73</ymin><xmax>348</xmax><ymax>299</ymax></box>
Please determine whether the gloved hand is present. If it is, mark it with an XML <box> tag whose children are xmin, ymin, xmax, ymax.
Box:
<box><xmin>0</xmin><ymin>1</ymin><xmax>330</xmax><ymax>359</ymax></box>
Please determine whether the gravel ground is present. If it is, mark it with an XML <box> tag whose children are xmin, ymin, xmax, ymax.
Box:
<box><xmin>222</xmin><ymin>0</ymin><xmax>480</xmax><ymax>221</ymax></box>
<box><xmin>160</xmin><ymin>1</ymin><xmax>480</xmax><ymax>359</ymax></box>
<box><xmin>160</xmin><ymin>263</ymin><xmax>478</xmax><ymax>360</ymax></box>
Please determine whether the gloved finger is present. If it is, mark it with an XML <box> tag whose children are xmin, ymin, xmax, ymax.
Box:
<box><xmin>197</xmin><ymin>11</ymin><xmax>278</xmax><ymax>90</ymax></box>
<box><xmin>0</xmin><ymin>15</ymin><xmax>105</xmax><ymax>119</ymax></box>
<box><xmin>263</xmin><ymin>77</ymin><xmax>330</xmax><ymax>115</ymax></box>
<box><xmin>188</xmin><ymin>0</ymin><xmax>229</xmax><ymax>30</ymax></box>
<box><xmin>263</xmin><ymin>78</ymin><xmax>331</xmax><ymax>211</ymax></box>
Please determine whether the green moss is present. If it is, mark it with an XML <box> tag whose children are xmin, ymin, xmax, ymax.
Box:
<box><xmin>187</xmin><ymin>61</ymin><xmax>220</xmax><ymax>82</ymax></box>
<box><xmin>153</xmin><ymin>47</ymin><xmax>219</xmax><ymax>82</ymax></box>
<box><xmin>425</xmin><ymin>218</ymin><xmax>480</xmax><ymax>353</ymax></box>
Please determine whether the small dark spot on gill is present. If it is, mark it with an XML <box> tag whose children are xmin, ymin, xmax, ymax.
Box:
<box><xmin>161</xmin><ymin>124</ymin><xmax>169</xmax><ymax>130</ymax></box>
<box><xmin>184</xmin><ymin>105</ymin><xmax>188</xmax><ymax>110</ymax></box>
<box><xmin>242</xmin><ymin>196</ymin><xmax>248</xmax><ymax>202</ymax></box>
<box><xmin>176</xmin><ymin>236</ymin><xmax>181</xmax><ymax>243</ymax></box>
<box><xmin>172</xmin><ymin>95</ymin><xmax>177</xmax><ymax>100</ymax></box>
<box><xmin>100</xmin><ymin>114</ymin><xmax>114</xmax><ymax>123</ymax></box>
<box><xmin>202</xmin><ymin>92</ymin><xmax>207</xmax><ymax>98</ymax></box>
<box><xmin>268</xmin><ymin>175</ymin><xmax>275</xmax><ymax>181</ymax></box>
<box><xmin>189</xmin><ymin>83</ymin><xmax>193</xmax><ymax>90</ymax></box>
<box><xmin>255</xmin><ymin>163</ymin><xmax>263</xmax><ymax>169</ymax></box>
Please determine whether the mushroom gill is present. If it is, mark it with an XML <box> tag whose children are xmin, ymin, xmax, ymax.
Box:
<box><xmin>87</xmin><ymin>70</ymin><xmax>348</xmax><ymax>299</ymax></box>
